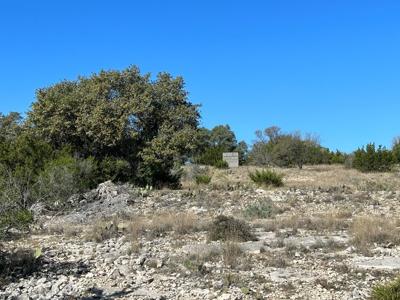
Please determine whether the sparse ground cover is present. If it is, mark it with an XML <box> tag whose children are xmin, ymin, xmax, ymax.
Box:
<box><xmin>1</xmin><ymin>165</ymin><xmax>400</xmax><ymax>299</ymax></box>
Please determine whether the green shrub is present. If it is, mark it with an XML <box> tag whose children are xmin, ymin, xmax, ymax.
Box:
<box><xmin>214</xmin><ymin>160</ymin><xmax>229</xmax><ymax>169</ymax></box>
<box><xmin>0</xmin><ymin>134</ymin><xmax>47</xmax><ymax>236</ymax></box>
<box><xmin>0</xmin><ymin>209</ymin><xmax>33</xmax><ymax>239</ymax></box>
<box><xmin>371</xmin><ymin>276</ymin><xmax>400</xmax><ymax>300</ymax></box>
<box><xmin>34</xmin><ymin>154</ymin><xmax>97</xmax><ymax>207</ymax></box>
<box><xmin>0</xmin><ymin>145</ymin><xmax>97</xmax><ymax>234</ymax></box>
<box><xmin>249</xmin><ymin>169</ymin><xmax>283</xmax><ymax>187</ymax></box>
<box><xmin>195</xmin><ymin>174</ymin><xmax>212</xmax><ymax>185</ymax></box>
<box><xmin>29</xmin><ymin>67</ymin><xmax>200</xmax><ymax>187</ymax></box>
<box><xmin>208</xmin><ymin>215</ymin><xmax>257</xmax><ymax>242</ymax></box>
<box><xmin>0</xmin><ymin>134</ymin><xmax>52</xmax><ymax>208</ymax></box>
<box><xmin>196</xmin><ymin>146</ymin><xmax>225</xmax><ymax>166</ymax></box>
<box><xmin>98</xmin><ymin>157</ymin><xmax>132</xmax><ymax>183</ymax></box>
<box><xmin>329</xmin><ymin>150</ymin><xmax>346</xmax><ymax>164</ymax></box>
<box><xmin>393</xmin><ymin>148</ymin><xmax>400</xmax><ymax>165</ymax></box>
<box><xmin>243</xmin><ymin>199</ymin><xmax>280</xmax><ymax>219</ymax></box>
<box><xmin>249</xmin><ymin>127</ymin><xmax>329</xmax><ymax>169</ymax></box>
<box><xmin>0</xmin><ymin>134</ymin><xmax>52</xmax><ymax>237</ymax></box>
<box><xmin>353</xmin><ymin>143</ymin><xmax>394</xmax><ymax>172</ymax></box>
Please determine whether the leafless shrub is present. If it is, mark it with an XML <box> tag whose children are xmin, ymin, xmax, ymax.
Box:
<box><xmin>208</xmin><ymin>215</ymin><xmax>257</xmax><ymax>242</ymax></box>
<box><xmin>126</xmin><ymin>216</ymin><xmax>148</xmax><ymax>241</ymax></box>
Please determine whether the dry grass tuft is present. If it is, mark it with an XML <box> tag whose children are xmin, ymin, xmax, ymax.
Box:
<box><xmin>126</xmin><ymin>216</ymin><xmax>147</xmax><ymax>241</ymax></box>
<box><xmin>172</xmin><ymin>212</ymin><xmax>200</xmax><ymax>234</ymax></box>
<box><xmin>351</xmin><ymin>216</ymin><xmax>400</xmax><ymax>249</ymax></box>
<box><xmin>222</xmin><ymin>242</ymin><xmax>243</xmax><ymax>267</ymax></box>
<box><xmin>182</xmin><ymin>246</ymin><xmax>220</xmax><ymax>274</ymax></box>
<box><xmin>84</xmin><ymin>212</ymin><xmax>201</xmax><ymax>242</ymax></box>
<box><xmin>125</xmin><ymin>216</ymin><xmax>148</xmax><ymax>253</ymax></box>
<box><xmin>84</xmin><ymin>219</ymin><xmax>119</xmax><ymax>242</ymax></box>
<box><xmin>44</xmin><ymin>223</ymin><xmax>83</xmax><ymax>237</ymax></box>
<box><xmin>371</xmin><ymin>276</ymin><xmax>400</xmax><ymax>299</ymax></box>
<box><xmin>150</xmin><ymin>212</ymin><xmax>200</xmax><ymax>236</ymax></box>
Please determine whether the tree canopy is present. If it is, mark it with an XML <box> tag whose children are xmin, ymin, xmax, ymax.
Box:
<box><xmin>249</xmin><ymin>126</ymin><xmax>336</xmax><ymax>169</ymax></box>
<box><xmin>27</xmin><ymin>66</ymin><xmax>200</xmax><ymax>186</ymax></box>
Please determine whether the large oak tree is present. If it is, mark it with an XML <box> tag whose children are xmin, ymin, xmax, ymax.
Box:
<box><xmin>28</xmin><ymin>66</ymin><xmax>200</xmax><ymax>186</ymax></box>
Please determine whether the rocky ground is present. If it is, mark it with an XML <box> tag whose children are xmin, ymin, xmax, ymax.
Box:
<box><xmin>1</xmin><ymin>165</ymin><xmax>400</xmax><ymax>299</ymax></box>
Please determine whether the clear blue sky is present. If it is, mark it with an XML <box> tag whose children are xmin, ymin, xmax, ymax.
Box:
<box><xmin>1</xmin><ymin>1</ymin><xmax>399</xmax><ymax>152</ymax></box>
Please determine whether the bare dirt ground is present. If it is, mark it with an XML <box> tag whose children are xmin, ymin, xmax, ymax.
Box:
<box><xmin>2</xmin><ymin>165</ymin><xmax>400</xmax><ymax>300</ymax></box>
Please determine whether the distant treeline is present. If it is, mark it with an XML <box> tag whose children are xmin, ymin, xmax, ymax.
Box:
<box><xmin>195</xmin><ymin>124</ymin><xmax>400</xmax><ymax>173</ymax></box>
<box><xmin>0</xmin><ymin>66</ymin><xmax>399</xmax><ymax>236</ymax></box>
<box><xmin>195</xmin><ymin>125</ymin><xmax>347</xmax><ymax>169</ymax></box>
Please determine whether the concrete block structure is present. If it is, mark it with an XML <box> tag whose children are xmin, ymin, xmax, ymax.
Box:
<box><xmin>222</xmin><ymin>152</ymin><xmax>239</xmax><ymax>168</ymax></box>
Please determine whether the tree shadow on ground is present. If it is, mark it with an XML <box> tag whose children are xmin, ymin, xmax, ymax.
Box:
<box><xmin>0</xmin><ymin>249</ymin><xmax>135</xmax><ymax>299</ymax></box>
<box><xmin>0</xmin><ymin>249</ymin><xmax>91</xmax><ymax>288</ymax></box>
<box><xmin>79</xmin><ymin>287</ymin><xmax>134</xmax><ymax>300</ymax></box>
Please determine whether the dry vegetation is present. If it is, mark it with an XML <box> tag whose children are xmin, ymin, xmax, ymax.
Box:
<box><xmin>351</xmin><ymin>216</ymin><xmax>400</xmax><ymax>249</ymax></box>
<box><xmin>83</xmin><ymin>212</ymin><xmax>204</xmax><ymax>243</ymax></box>
<box><xmin>3</xmin><ymin>164</ymin><xmax>400</xmax><ymax>299</ymax></box>
<box><xmin>258</xmin><ymin>210</ymin><xmax>352</xmax><ymax>233</ymax></box>
<box><xmin>182</xmin><ymin>164</ymin><xmax>400</xmax><ymax>190</ymax></box>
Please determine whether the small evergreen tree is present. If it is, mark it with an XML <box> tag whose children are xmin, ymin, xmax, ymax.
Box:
<box><xmin>353</xmin><ymin>143</ymin><xmax>394</xmax><ymax>172</ymax></box>
<box><xmin>194</xmin><ymin>125</ymin><xmax>248</xmax><ymax>166</ymax></box>
<box><xmin>392</xmin><ymin>137</ymin><xmax>400</xmax><ymax>163</ymax></box>
<box><xmin>330</xmin><ymin>150</ymin><xmax>346</xmax><ymax>164</ymax></box>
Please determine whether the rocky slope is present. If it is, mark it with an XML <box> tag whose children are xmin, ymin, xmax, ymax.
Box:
<box><xmin>1</xmin><ymin>166</ymin><xmax>400</xmax><ymax>299</ymax></box>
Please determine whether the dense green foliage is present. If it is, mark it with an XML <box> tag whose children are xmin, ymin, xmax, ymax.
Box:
<box><xmin>196</xmin><ymin>145</ymin><xmax>226</xmax><ymax>166</ymax></box>
<box><xmin>248</xmin><ymin>126</ymin><xmax>337</xmax><ymax>169</ymax></box>
<box><xmin>392</xmin><ymin>137</ymin><xmax>400</xmax><ymax>163</ymax></box>
<box><xmin>248</xmin><ymin>126</ymin><xmax>398</xmax><ymax>174</ymax></box>
<box><xmin>0</xmin><ymin>66</ymin><xmax>201</xmax><ymax>237</ymax></box>
<box><xmin>209</xmin><ymin>125</ymin><xmax>237</xmax><ymax>149</ymax></box>
<box><xmin>0</xmin><ymin>133</ymin><xmax>98</xmax><ymax>236</ymax></box>
<box><xmin>195</xmin><ymin>125</ymin><xmax>248</xmax><ymax>166</ymax></box>
<box><xmin>214</xmin><ymin>160</ymin><xmax>229</xmax><ymax>169</ymax></box>
<box><xmin>353</xmin><ymin>143</ymin><xmax>394</xmax><ymax>172</ymax></box>
<box><xmin>330</xmin><ymin>150</ymin><xmax>347</xmax><ymax>164</ymax></box>
<box><xmin>248</xmin><ymin>169</ymin><xmax>284</xmax><ymax>187</ymax></box>
<box><xmin>97</xmin><ymin>157</ymin><xmax>132</xmax><ymax>183</ymax></box>
<box><xmin>27</xmin><ymin>67</ymin><xmax>199</xmax><ymax>186</ymax></box>
<box><xmin>34</xmin><ymin>154</ymin><xmax>98</xmax><ymax>207</ymax></box>
<box><xmin>0</xmin><ymin>116</ymin><xmax>49</xmax><ymax>236</ymax></box>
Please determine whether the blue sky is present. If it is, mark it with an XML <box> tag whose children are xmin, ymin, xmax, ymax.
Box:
<box><xmin>1</xmin><ymin>1</ymin><xmax>399</xmax><ymax>152</ymax></box>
